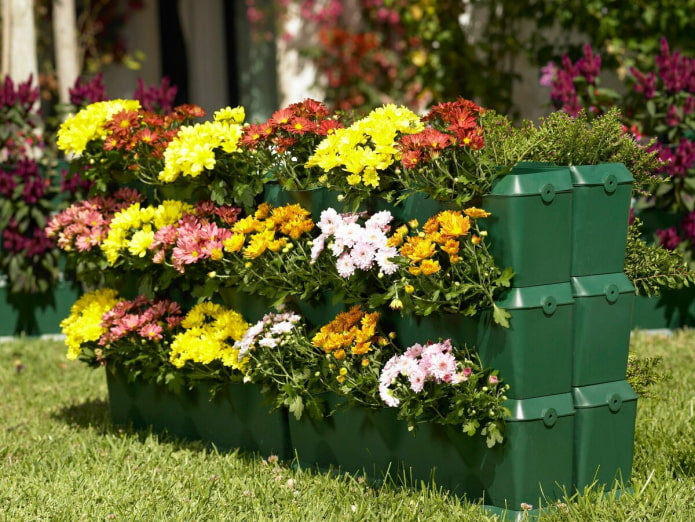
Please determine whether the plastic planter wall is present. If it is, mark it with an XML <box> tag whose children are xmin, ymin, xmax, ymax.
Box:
<box><xmin>289</xmin><ymin>392</ymin><xmax>575</xmax><ymax>518</ymax></box>
<box><xmin>106</xmin><ymin>366</ymin><xmax>292</xmax><ymax>458</ymax></box>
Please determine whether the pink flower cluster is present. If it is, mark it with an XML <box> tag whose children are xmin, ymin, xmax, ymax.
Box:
<box><xmin>99</xmin><ymin>295</ymin><xmax>184</xmax><ymax>345</ymax></box>
<box><xmin>233</xmin><ymin>310</ymin><xmax>302</xmax><ymax>362</ymax></box>
<box><xmin>310</xmin><ymin>208</ymin><xmax>398</xmax><ymax>277</ymax></box>
<box><xmin>150</xmin><ymin>202</ymin><xmax>240</xmax><ymax>272</ymax></box>
<box><xmin>45</xmin><ymin>188</ymin><xmax>143</xmax><ymax>252</ymax></box>
<box><xmin>378</xmin><ymin>339</ymin><xmax>474</xmax><ymax>407</ymax></box>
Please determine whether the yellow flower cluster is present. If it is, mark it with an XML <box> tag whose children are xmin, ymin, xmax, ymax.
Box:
<box><xmin>101</xmin><ymin>200</ymin><xmax>194</xmax><ymax>264</ymax></box>
<box><xmin>393</xmin><ymin>208</ymin><xmax>490</xmax><ymax>275</ymax></box>
<box><xmin>169</xmin><ymin>302</ymin><xmax>249</xmax><ymax>369</ymax></box>
<box><xmin>311</xmin><ymin>305</ymin><xmax>385</xmax><ymax>359</ymax></box>
<box><xmin>57</xmin><ymin>99</ymin><xmax>142</xmax><ymax>155</ymax></box>
<box><xmin>223</xmin><ymin>202</ymin><xmax>314</xmax><ymax>259</ymax></box>
<box><xmin>306</xmin><ymin>104</ymin><xmax>423</xmax><ymax>188</ymax></box>
<box><xmin>159</xmin><ymin>106</ymin><xmax>246</xmax><ymax>182</ymax></box>
<box><xmin>60</xmin><ymin>288</ymin><xmax>120</xmax><ymax>360</ymax></box>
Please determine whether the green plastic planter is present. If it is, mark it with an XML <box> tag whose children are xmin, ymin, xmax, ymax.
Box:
<box><xmin>569</xmin><ymin>164</ymin><xmax>634</xmax><ymax>276</ymax></box>
<box><xmin>572</xmin><ymin>380</ymin><xmax>637</xmax><ymax>492</ymax></box>
<box><xmin>262</xmin><ymin>183</ymin><xmax>342</xmax><ymax>222</ymax></box>
<box><xmin>0</xmin><ymin>281</ymin><xmax>81</xmax><ymax>336</ymax></box>
<box><xmin>105</xmin><ymin>366</ymin><xmax>292</xmax><ymax>458</ymax></box>
<box><xmin>481</xmin><ymin>162</ymin><xmax>573</xmax><ymax>287</ymax></box>
<box><xmin>571</xmin><ymin>274</ymin><xmax>635</xmax><ymax>387</ymax></box>
<box><xmin>384</xmin><ymin>283</ymin><xmax>574</xmax><ymax>400</ymax></box>
<box><xmin>289</xmin><ymin>392</ymin><xmax>575</xmax><ymax>518</ymax></box>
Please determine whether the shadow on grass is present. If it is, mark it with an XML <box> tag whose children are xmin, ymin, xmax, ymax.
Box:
<box><xmin>52</xmin><ymin>398</ymin><xmax>112</xmax><ymax>434</ymax></box>
<box><xmin>50</xmin><ymin>397</ymin><xmax>259</xmax><ymax>459</ymax></box>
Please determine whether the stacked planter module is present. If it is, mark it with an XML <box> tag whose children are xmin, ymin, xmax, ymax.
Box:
<box><xmin>104</xmin><ymin>163</ymin><xmax>638</xmax><ymax>520</ymax></box>
<box><xmin>470</xmin><ymin>162</ymin><xmax>638</xmax><ymax>513</ymax></box>
<box><xmin>318</xmin><ymin>162</ymin><xmax>637</xmax><ymax>518</ymax></box>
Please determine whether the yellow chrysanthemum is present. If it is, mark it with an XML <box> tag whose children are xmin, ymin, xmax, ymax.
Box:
<box><xmin>400</xmin><ymin>236</ymin><xmax>436</xmax><ymax>263</ymax></box>
<box><xmin>437</xmin><ymin>211</ymin><xmax>471</xmax><ymax>238</ymax></box>
<box><xmin>223</xmin><ymin>233</ymin><xmax>246</xmax><ymax>253</ymax></box>
<box><xmin>154</xmin><ymin>200</ymin><xmax>194</xmax><ymax>229</ymax></box>
<box><xmin>159</xmin><ymin>119</ymin><xmax>244</xmax><ymax>181</ymax></box>
<box><xmin>56</xmin><ymin>99</ymin><xmax>141</xmax><ymax>155</ymax></box>
<box><xmin>128</xmin><ymin>226</ymin><xmax>155</xmax><ymax>257</ymax></box>
<box><xmin>214</xmin><ymin>106</ymin><xmax>246</xmax><ymax>124</ymax></box>
<box><xmin>305</xmin><ymin>104</ymin><xmax>423</xmax><ymax>187</ymax></box>
<box><xmin>464</xmin><ymin>207</ymin><xmax>492</xmax><ymax>219</ymax></box>
<box><xmin>169</xmin><ymin>303</ymin><xmax>248</xmax><ymax>369</ymax></box>
<box><xmin>60</xmin><ymin>288</ymin><xmax>120</xmax><ymax>360</ymax></box>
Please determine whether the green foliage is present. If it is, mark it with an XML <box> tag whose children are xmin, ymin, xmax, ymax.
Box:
<box><xmin>624</xmin><ymin>218</ymin><xmax>695</xmax><ymax>296</ymax></box>
<box><xmin>626</xmin><ymin>351</ymin><xmax>669</xmax><ymax>399</ymax></box>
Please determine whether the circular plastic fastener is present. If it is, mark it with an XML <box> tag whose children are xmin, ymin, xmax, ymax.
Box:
<box><xmin>540</xmin><ymin>183</ymin><xmax>556</xmax><ymax>203</ymax></box>
<box><xmin>542</xmin><ymin>408</ymin><xmax>558</xmax><ymax>428</ymax></box>
<box><xmin>542</xmin><ymin>296</ymin><xmax>557</xmax><ymax>316</ymax></box>
<box><xmin>608</xmin><ymin>393</ymin><xmax>622</xmax><ymax>413</ymax></box>
<box><xmin>603</xmin><ymin>174</ymin><xmax>618</xmax><ymax>194</ymax></box>
<box><xmin>605</xmin><ymin>284</ymin><xmax>620</xmax><ymax>303</ymax></box>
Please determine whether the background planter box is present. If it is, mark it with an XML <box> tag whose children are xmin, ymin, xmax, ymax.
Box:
<box><xmin>106</xmin><ymin>366</ymin><xmax>292</xmax><ymax>458</ymax></box>
<box><xmin>289</xmin><ymin>392</ymin><xmax>575</xmax><ymax>518</ymax></box>
<box><xmin>0</xmin><ymin>280</ymin><xmax>81</xmax><ymax>337</ymax></box>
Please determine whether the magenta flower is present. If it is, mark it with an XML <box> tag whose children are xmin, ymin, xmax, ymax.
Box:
<box><xmin>656</xmin><ymin>227</ymin><xmax>682</xmax><ymax>250</ymax></box>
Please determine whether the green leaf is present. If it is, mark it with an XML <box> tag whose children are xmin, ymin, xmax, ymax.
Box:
<box><xmin>288</xmin><ymin>395</ymin><xmax>305</xmax><ymax>420</ymax></box>
<box><xmin>492</xmin><ymin>304</ymin><xmax>511</xmax><ymax>328</ymax></box>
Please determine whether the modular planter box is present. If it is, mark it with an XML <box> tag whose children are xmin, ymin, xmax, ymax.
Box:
<box><xmin>572</xmin><ymin>380</ymin><xmax>637</xmax><ymax>492</ymax></box>
<box><xmin>571</xmin><ymin>273</ymin><xmax>635</xmax><ymax>387</ymax></box>
<box><xmin>106</xmin><ymin>366</ymin><xmax>292</xmax><ymax>458</ymax></box>
<box><xmin>0</xmin><ymin>280</ymin><xmax>81</xmax><ymax>336</ymax></box>
<box><xmin>569</xmin><ymin>164</ymin><xmax>634</xmax><ymax>277</ymax></box>
<box><xmin>289</xmin><ymin>392</ymin><xmax>575</xmax><ymax>519</ymax></box>
<box><xmin>385</xmin><ymin>283</ymin><xmax>574</xmax><ymax>400</ymax></box>
<box><xmin>481</xmin><ymin>162</ymin><xmax>573</xmax><ymax>287</ymax></box>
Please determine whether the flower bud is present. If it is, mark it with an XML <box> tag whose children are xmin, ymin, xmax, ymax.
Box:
<box><xmin>389</xmin><ymin>298</ymin><xmax>403</xmax><ymax>310</ymax></box>
<box><xmin>207</xmin><ymin>271</ymin><xmax>217</xmax><ymax>278</ymax></box>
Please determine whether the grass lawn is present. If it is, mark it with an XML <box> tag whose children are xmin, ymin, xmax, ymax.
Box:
<box><xmin>1</xmin><ymin>330</ymin><xmax>694</xmax><ymax>521</ymax></box>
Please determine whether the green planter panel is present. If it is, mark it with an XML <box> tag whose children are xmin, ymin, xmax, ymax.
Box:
<box><xmin>385</xmin><ymin>283</ymin><xmax>574</xmax><ymax>400</ymax></box>
<box><xmin>105</xmin><ymin>366</ymin><xmax>292</xmax><ymax>458</ymax></box>
<box><xmin>571</xmin><ymin>274</ymin><xmax>635</xmax><ymax>386</ymax></box>
<box><xmin>572</xmin><ymin>380</ymin><xmax>637</xmax><ymax>491</ymax></box>
<box><xmin>0</xmin><ymin>281</ymin><xmax>81</xmax><ymax>337</ymax></box>
<box><xmin>631</xmin><ymin>287</ymin><xmax>695</xmax><ymax>329</ymax></box>
<box><xmin>481</xmin><ymin>163</ymin><xmax>573</xmax><ymax>287</ymax></box>
<box><xmin>569</xmin><ymin>164</ymin><xmax>634</xmax><ymax>277</ymax></box>
<box><xmin>289</xmin><ymin>392</ymin><xmax>575</xmax><ymax>516</ymax></box>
